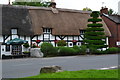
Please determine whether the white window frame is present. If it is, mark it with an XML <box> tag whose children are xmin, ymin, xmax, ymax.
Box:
<box><xmin>43</xmin><ymin>28</ymin><xmax>51</xmax><ymax>33</ymax></box>
<box><xmin>11</xmin><ymin>29</ymin><xmax>17</xmax><ymax>35</ymax></box>
<box><xmin>80</xmin><ymin>30</ymin><xmax>85</xmax><ymax>35</ymax></box>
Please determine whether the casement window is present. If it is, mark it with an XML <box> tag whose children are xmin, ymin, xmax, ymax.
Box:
<box><xmin>6</xmin><ymin>45</ymin><xmax>10</xmax><ymax>52</ymax></box>
<box><xmin>43</xmin><ymin>28</ymin><xmax>51</xmax><ymax>33</ymax></box>
<box><xmin>11</xmin><ymin>29</ymin><xmax>17</xmax><ymax>35</ymax></box>
<box><xmin>80</xmin><ymin>30</ymin><xmax>85</xmax><ymax>35</ymax></box>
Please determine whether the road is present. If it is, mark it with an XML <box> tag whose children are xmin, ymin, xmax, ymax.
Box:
<box><xmin>2</xmin><ymin>54</ymin><xmax>118</xmax><ymax>78</ymax></box>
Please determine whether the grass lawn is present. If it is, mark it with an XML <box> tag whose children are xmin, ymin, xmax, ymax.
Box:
<box><xmin>27</xmin><ymin>69</ymin><xmax>118</xmax><ymax>78</ymax></box>
<box><xmin>10</xmin><ymin>69</ymin><xmax>120</xmax><ymax>80</ymax></box>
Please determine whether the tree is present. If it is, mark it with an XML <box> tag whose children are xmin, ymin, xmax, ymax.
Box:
<box><xmin>84</xmin><ymin>11</ymin><xmax>106</xmax><ymax>49</ymax></box>
<box><xmin>108</xmin><ymin>8</ymin><xmax>114</xmax><ymax>15</ymax></box>
<box><xmin>12</xmin><ymin>0</ymin><xmax>51</xmax><ymax>7</ymax></box>
<box><xmin>83</xmin><ymin>7</ymin><xmax>92</xmax><ymax>11</ymax></box>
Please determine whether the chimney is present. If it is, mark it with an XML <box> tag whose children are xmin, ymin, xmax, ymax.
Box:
<box><xmin>100</xmin><ymin>7</ymin><xmax>108</xmax><ymax>15</ymax></box>
<box><xmin>8</xmin><ymin>0</ymin><xmax>11</xmax><ymax>5</ymax></box>
<box><xmin>49</xmin><ymin>0</ymin><xmax>56</xmax><ymax>8</ymax></box>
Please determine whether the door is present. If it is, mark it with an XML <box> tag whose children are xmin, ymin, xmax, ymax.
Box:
<box><xmin>12</xmin><ymin>45</ymin><xmax>22</xmax><ymax>55</ymax></box>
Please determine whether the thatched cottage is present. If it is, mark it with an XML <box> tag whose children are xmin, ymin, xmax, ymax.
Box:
<box><xmin>0</xmin><ymin>5</ymin><xmax>111</xmax><ymax>56</ymax></box>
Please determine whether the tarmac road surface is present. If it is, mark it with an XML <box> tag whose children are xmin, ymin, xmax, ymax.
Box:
<box><xmin>2</xmin><ymin>54</ymin><xmax>118</xmax><ymax>78</ymax></box>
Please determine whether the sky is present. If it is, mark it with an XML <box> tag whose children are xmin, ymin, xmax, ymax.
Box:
<box><xmin>0</xmin><ymin>0</ymin><xmax>120</xmax><ymax>13</ymax></box>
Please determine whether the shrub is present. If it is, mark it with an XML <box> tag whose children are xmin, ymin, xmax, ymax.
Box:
<box><xmin>105</xmin><ymin>47</ymin><xmax>119</xmax><ymax>54</ymax></box>
<box><xmin>73</xmin><ymin>46</ymin><xmax>80</xmax><ymax>53</ymax></box>
<box><xmin>57</xmin><ymin>40</ymin><xmax>67</xmax><ymax>46</ymax></box>
<box><xmin>23</xmin><ymin>43</ymin><xmax>29</xmax><ymax>48</ymax></box>
<box><xmin>58</xmin><ymin>47</ymin><xmax>77</xmax><ymax>56</ymax></box>
<box><xmin>118</xmin><ymin>48</ymin><xmax>120</xmax><ymax>53</ymax></box>
<box><xmin>79</xmin><ymin>45</ymin><xmax>87</xmax><ymax>55</ymax></box>
<box><xmin>41</xmin><ymin>43</ymin><xmax>57</xmax><ymax>57</ymax></box>
<box><xmin>31</xmin><ymin>43</ymin><xmax>38</xmax><ymax>48</ymax></box>
<box><xmin>89</xmin><ymin>47</ymin><xmax>101</xmax><ymax>54</ymax></box>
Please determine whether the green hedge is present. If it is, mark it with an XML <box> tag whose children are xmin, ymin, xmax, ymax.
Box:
<box><xmin>79</xmin><ymin>45</ymin><xmax>87</xmax><ymax>55</ymax></box>
<box><xmin>73</xmin><ymin>46</ymin><xmax>80</xmax><ymax>53</ymax></box>
<box><xmin>105</xmin><ymin>47</ymin><xmax>119</xmax><ymax>54</ymax></box>
<box><xmin>41</xmin><ymin>43</ymin><xmax>58</xmax><ymax>57</ymax></box>
<box><xmin>89</xmin><ymin>47</ymin><xmax>101</xmax><ymax>54</ymax></box>
<box><xmin>87</xmin><ymin>24</ymin><xmax>103</xmax><ymax>27</ymax></box>
<box><xmin>58</xmin><ymin>47</ymin><xmax>77</xmax><ymax>56</ymax></box>
<box><xmin>57</xmin><ymin>40</ymin><xmax>67</xmax><ymax>46</ymax></box>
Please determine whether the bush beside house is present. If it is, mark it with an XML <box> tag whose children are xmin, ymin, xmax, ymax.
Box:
<box><xmin>40</xmin><ymin>43</ymin><xmax>119</xmax><ymax>57</ymax></box>
<box><xmin>41</xmin><ymin>43</ymin><xmax>58</xmax><ymax>57</ymax></box>
<box><xmin>57</xmin><ymin>40</ymin><xmax>67</xmax><ymax>46</ymax></box>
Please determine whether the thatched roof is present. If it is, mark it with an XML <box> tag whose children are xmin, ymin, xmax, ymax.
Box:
<box><xmin>2</xmin><ymin>5</ymin><xmax>111</xmax><ymax>36</ymax></box>
<box><xmin>29</xmin><ymin>7</ymin><xmax>111</xmax><ymax>36</ymax></box>
<box><xmin>2</xmin><ymin>5</ymin><xmax>34</xmax><ymax>36</ymax></box>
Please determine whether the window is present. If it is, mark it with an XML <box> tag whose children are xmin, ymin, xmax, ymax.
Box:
<box><xmin>6</xmin><ymin>45</ymin><xmax>10</xmax><ymax>52</ymax></box>
<box><xmin>80</xmin><ymin>30</ymin><xmax>85</xmax><ymax>35</ymax></box>
<box><xmin>44</xmin><ymin>34</ymin><xmax>50</xmax><ymax>41</ymax></box>
<box><xmin>11</xmin><ymin>29</ymin><xmax>17</xmax><ymax>35</ymax></box>
<box><xmin>43</xmin><ymin>28</ymin><xmax>51</xmax><ymax>33</ymax></box>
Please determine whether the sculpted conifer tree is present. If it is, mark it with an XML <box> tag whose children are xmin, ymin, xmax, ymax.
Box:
<box><xmin>84</xmin><ymin>11</ymin><xmax>106</xmax><ymax>50</ymax></box>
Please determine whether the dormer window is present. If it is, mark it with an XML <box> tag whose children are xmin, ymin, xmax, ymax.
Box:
<box><xmin>80</xmin><ymin>30</ymin><xmax>85</xmax><ymax>35</ymax></box>
<box><xmin>11</xmin><ymin>29</ymin><xmax>17</xmax><ymax>35</ymax></box>
<box><xmin>43</xmin><ymin>28</ymin><xmax>52</xmax><ymax>33</ymax></box>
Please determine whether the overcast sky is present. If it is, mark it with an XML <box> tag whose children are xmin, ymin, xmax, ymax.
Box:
<box><xmin>0</xmin><ymin>0</ymin><xmax>120</xmax><ymax>12</ymax></box>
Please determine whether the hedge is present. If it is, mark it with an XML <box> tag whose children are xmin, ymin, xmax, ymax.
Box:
<box><xmin>105</xmin><ymin>47</ymin><xmax>119</xmax><ymax>54</ymax></box>
<box><xmin>57</xmin><ymin>40</ymin><xmax>67</xmax><ymax>46</ymax></box>
<box><xmin>79</xmin><ymin>45</ymin><xmax>87</xmax><ymax>55</ymax></box>
<box><xmin>58</xmin><ymin>47</ymin><xmax>77</xmax><ymax>56</ymax></box>
<box><xmin>41</xmin><ymin>43</ymin><xmax>58</xmax><ymax>57</ymax></box>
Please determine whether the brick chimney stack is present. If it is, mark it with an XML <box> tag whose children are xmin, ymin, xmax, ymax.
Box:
<box><xmin>49</xmin><ymin>0</ymin><xmax>56</xmax><ymax>8</ymax></box>
<box><xmin>100</xmin><ymin>7</ymin><xmax>108</xmax><ymax>15</ymax></box>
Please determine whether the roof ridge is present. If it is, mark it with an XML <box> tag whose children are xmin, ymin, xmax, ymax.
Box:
<box><xmin>3</xmin><ymin>5</ymin><xmax>92</xmax><ymax>14</ymax></box>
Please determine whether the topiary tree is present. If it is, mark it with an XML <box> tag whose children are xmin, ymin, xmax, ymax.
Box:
<box><xmin>84</xmin><ymin>11</ymin><xmax>107</xmax><ymax>50</ymax></box>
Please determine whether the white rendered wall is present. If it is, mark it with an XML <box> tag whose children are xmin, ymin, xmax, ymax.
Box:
<box><xmin>26</xmin><ymin>37</ymin><xmax>31</xmax><ymax>44</ymax></box>
<box><xmin>0</xmin><ymin>35</ymin><xmax>3</xmax><ymax>42</ymax></box>
<box><xmin>50</xmin><ymin>34</ymin><xmax>55</xmax><ymax>40</ymax></box>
